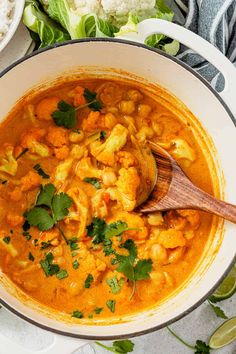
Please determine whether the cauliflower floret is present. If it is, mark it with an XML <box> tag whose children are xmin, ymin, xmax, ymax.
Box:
<box><xmin>159</xmin><ymin>139</ymin><xmax>196</xmax><ymax>163</ymax></box>
<box><xmin>73</xmin><ymin>86</ymin><xmax>86</xmax><ymax>106</ymax></box>
<box><xmin>46</xmin><ymin>126</ymin><xmax>69</xmax><ymax>148</ymax></box>
<box><xmin>20</xmin><ymin>171</ymin><xmax>41</xmax><ymax>191</ymax></box>
<box><xmin>116</xmin><ymin>150</ymin><xmax>137</xmax><ymax>168</ymax></box>
<box><xmin>91</xmin><ymin>124</ymin><xmax>128</xmax><ymax>166</ymax></box>
<box><xmin>0</xmin><ymin>144</ymin><xmax>18</xmax><ymax>176</ymax></box>
<box><xmin>107</xmin><ymin>167</ymin><xmax>140</xmax><ymax>211</ymax></box>
<box><xmin>177</xmin><ymin>210</ymin><xmax>200</xmax><ymax>230</ymax></box>
<box><xmin>91</xmin><ymin>190</ymin><xmax>108</xmax><ymax>218</ymax></box>
<box><xmin>20</xmin><ymin>128</ymin><xmax>49</xmax><ymax>158</ymax></box>
<box><xmin>76</xmin><ymin>157</ymin><xmax>102</xmax><ymax>180</ymax></box>
<box><xmin>66</xmin><ymin>187</ymin><xmax>90</xmax><ymax>238</ymax></box>
<box><xmin>54</xmin><ymin>146</ymin><xmax>70</xmax><ymax>160</ymax></box>
<box><xmin>157</xmin><ymin>229</ymin><xmax>186</xmax><ymax>249</ymax></box>
<box><xmin>83</xmin><ymin>111</ymin><xmax>103</xmax><ymax>132</ymax></box>
<box><xmin>54</xmin><ymin>158</ymin><xmax>73</xmax><ymax>187</ymax></box>
<box><xmin>35</xmin><ymin>97</ymin><xmax>60</xmax><ymax>121</ymax></box>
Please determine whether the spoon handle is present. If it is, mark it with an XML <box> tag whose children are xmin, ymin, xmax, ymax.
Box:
<box><xmin>186</xmin><ymin>184</ymin><xmax>236</xmax><ymax>223</ymax></box>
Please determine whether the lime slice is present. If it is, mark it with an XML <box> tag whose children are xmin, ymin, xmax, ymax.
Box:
<box><xmin>209</xmin><ymin>263</ymin><xmax>236</xmax><ymax>302</ymax></box>
<box><xmin>209</xmin><ymin>317</ymin><xmax>236</xmax><ymax>349</ymax></box>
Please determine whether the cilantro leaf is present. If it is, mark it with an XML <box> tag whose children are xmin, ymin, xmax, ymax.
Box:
<box><xmin>52</xmin><ymin>100</ymin><xmax>76</xmax><ymax>129</ymax></box>
<box><xmin>106</xmin><ymin>276</ymin><xmax>124</xmax><ymax>294</ymax></box>
<box><xmin>72</xmin><ymin>310</ymin><xmax>83</xmax><ymax>319</ymax></box>
<box><xmin>40</xmin><ymin>252</ymin><xmax>60</xmax><ymax>277</ymax></box>
<box><xmin>106</xmin><ymin>299</ymin><xmax>116</xmax><ymax>313</ymax></box>
<box><xmin>83</xmin><ymin>88</ymin><xmax>103</xmax><ymax>111</ymax></box>
<box><xmin>116</xmin><ymin>239</ymin><xmax>137</xmax><ymax>264</ymax></box>
<box><xmin>52</xmin><ymin>192</ymin><xmax>73</xmax><ymax>221</ymax></box>
<box><xmin>33</xmin><ymin>164</ymin><xmax>50</xmax><ymax>179</ymax></box>
<box><xmin>28</xmin><ymin>252</ymin><xmax>35</xmax><ymax>262</ymax></box>
<box><xmin>94</xmin><ymin>307</ymin><xmax>103</xmax><ymax>314</ymax></box>
<box><xmin>103</xmin><ymin>238</ymin><xmax>115</xmax><ymax>256</ymax></box>
<box><xmin>95</xmin><ymin>340</ymin><xmax>134</xmax><ymax>353</ymax></box>
<box><xmin>3</xmin><ymin>236</ymin><xmax>10</xmax><ymax>244</ymax></box>
<box><xmin>36</xmin><ymin>184</ymin><xmax>56</xmax><ymax>208</ymax></box>
<box><xmin>195</xmin><ymin>340</ymin><xmax>210</xmax><ymax>354</ymax></box>
<box><xmin>25</xmin><ymin>207</ymin><xmax>54</xmax><ymax>231</ymax></box>
<box><xmin>56</xmin><ymin>269</ymin><xmax>68</xmax><ymax>280</ymax></box>
<box><xmin>72</xmin><ymin>259</ymin><xmax>79</xmax><ymax>269</ymax></box>
<box><xmin>69</xmin><ymin>237</ymin><xmax>79</xmax><ymax>251</ymax></box>
<box><xmin>85</xmin><ymin>274</ymin><xmax>94</xmax><ymax>288</ymax></box>
<box><xmin>105</xmin><ymin>221</ymin><xmax>129</xmax><ymax>238</ymax></box>
<box><xmin>208</xmin><ymin>301</ymin><xmax>228</xmax><ymax>319</ymax></box>
<box><xmin>83</xmin><ymin>177</ymin><xmax>101</xmax><ymax>189</ymax></box>
<box><xmin>87</xmin><ymin>217</ymin><xmax>106</xmax><ymax>244</ymax></box>
<box><xmin>134</xmin><ymin>259</ymin><xmax>153</xmax><ymax>281</ymax></box>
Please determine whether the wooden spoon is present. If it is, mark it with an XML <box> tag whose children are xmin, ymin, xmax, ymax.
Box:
<box><xmin>137</xmin><ymin>141</ymin><xmax>236</xmax><ymax>223</ymax></box>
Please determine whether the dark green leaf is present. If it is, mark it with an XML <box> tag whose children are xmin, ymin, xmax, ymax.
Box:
<box><xmin>113</xmin><ymin>340</ymin><xmax>135</xmax><ymax>353</ymax></box>
<box><xmin>16</xmin><ymin>148</ymin><xmax>29</xmax><ymax>160</ymax></box>
<box><xmin>208</xmin><ymin>301</ymin><xmax>228</xmax><ymax>319</ymax></box>
<box><xmin>28</xmin><ymin>252</ymin><xmax>35</xmax><ymax>262</ymax></box>
<box><xmin>195</xmin><ymin>340</ymin><xmax>210</xmax><ymax>354</ymax></box>
<box><xmin>83</xmin><ymin>88</ymin><xmax>103</xmax><ymax>111</ymax></box>
<box><xmin>106</xmin><ymin>300</ymin><xmax>116</xmax><ymax>313</ymax></box>
<box><xmin>52</xmin><ymin>192</ymin><xmax>73</xmax><ymax>221</ymax></box>
<box><xmin>85</xmin><ymin>274</ymin><xmax>94</xmax><ymax>288</ymax></box>
<box><xmin>40</xmin><ymin>252</ymin><xmax>60</xmax><ymax>277</ymax></box>
<box><xmin>100</xmin><ymin>131</ymin><xmax>106</xmax><ymax>140</ymax></box>
<box><xmin>33</xmin><ymin>164</ymin><xmax>50</xmax><ymax>179</ymax></box>
<box><xmin>52</xmin><ymin>100</ymin><xmax>76</xmax><ymax>129</ymax></box>
<box><xmin>106</xmin><ymin>276</ymin><xmax>124</xmax><ymax>294</ymax></box>
<box><xmin>134</xmin><ymin>259</ymin><xmax>152</xmax><ymax>281</ymax></box>
<box><xmin>23</xmin><ymin>231</ymin><xmax>32</xmax><ymax>241</ymax></box>
<box><xmin>69</xmin><ymin>237</ymin><xmax>79</xmax><ymax>251</ymax></box>
<box><xmin>72</xmin><ymin>260</ymin><xmax>79</xmax><ymax>269</ymax></box>
<box><xmin>3</xmin><ymin>236</ymin><xmax>10</xmax><ymax>244</ymax></box>
<box><xmin>87</xmin><ymin>217</ymin><xmax>106</xmax><ymax>244</ymax></box>
<box><xmin>40</xmin><ymin>241</ymin><xmax>52</xmax><ymax>250</ymax></box>
<box><xmin>72</xmin><ymin>310</ymin><xmax>83</xmax><ymax>319</ymax></box>
<box><xmin>83</xmin><ymin>177</ymin><xmax>101</xmax><ymax>189</ymax></box>
<box><xmin>94</xmin><ymin>307</ymin><xmax>103</xmax><ymax>314</ymax></box>
<box><xmin>23</xmin><ymin>220</ymin><xmax>30</xmax><ymax>232</ymax></box>
<box><xmin>36</xmin><ymin>184</ymin><xmax>56</xmax><ymax>208</ymax></box>
<box><xmin>103</xmin><ymin>238</ymin><xmax>115</xmax><ymax>256</ymax></box>
<box><xmin>25</xmin><ymin>207</ymin><xmax>54</xmax><ymax>231</ymax></box>
<box><xmin>105</xmin><ymin>220</ymin><xmax>129</xmax><ymax>238</ymax></box>
<box><xmin>56</xmin><ymin>269</ymin><xmax>68</xmax><ymax>280</ymax></box>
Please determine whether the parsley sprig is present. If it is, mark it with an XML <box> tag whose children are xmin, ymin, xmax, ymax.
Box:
<box><xmin>95</xmin><ymin>340</ymin><xmax>134</xmax><ymax>354</ymax></box>
<box><xmin>24</xmin><ymin>184</ymin><xmax>72</xmax><ymax>244</ymax></box>
<box><xmin>52</xmin><ymin>88</ymin><xmax>102</xmax><ymax>129</ymax></box>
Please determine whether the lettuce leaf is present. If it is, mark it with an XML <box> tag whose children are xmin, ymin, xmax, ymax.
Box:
<box><xmin>23</xmin><ymin>0</ymin><xmax>70</xmax><ymax>48</ymax></box>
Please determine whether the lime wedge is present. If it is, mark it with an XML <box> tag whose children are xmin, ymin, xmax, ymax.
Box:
<box><xmin>209</xmin><ymin>317</ymin><xmax>236</xmax><ymax>349</ymax></box>
<box><xmin>209</xmin><ymin>263</ymin><xmax>236</xmax><ymax>302</ymax></box>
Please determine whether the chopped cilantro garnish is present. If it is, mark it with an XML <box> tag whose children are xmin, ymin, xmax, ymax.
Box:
<box><xmin>52</xmin><ymin>101</ymin><xmax>76</xmax><ymax>129</ymax></box>
<box><xmin>95</xmin><ymin>340</ymin><xmax>134</xmax><ymax>353</ymax></box>
<box><xmin>28</xmin><ymin>252</ymin><xmax>35</xmax><ymax>262</ymax></box>
<box><xmin>87</xmin><ymin>217</ymin><xmax>106</xmax><ymax>244</ymax></box>
<box><xmin>84</xmin><ymin>274</ymin><xmax>94</xmax><ymax>288</ymax></box>
<box><xmin>106</xmin><ymin>299</ymin><xmax>116</xmax><ymax>313</ymax></box>
<box><xmin>23</xmin><ymin>232</ymin><xmax>32</xmax><ymax>241</ymax></box>
<box><xmin>40</xmin><ymin>252</ymin><xmax>60</xmax><ymax>277</ymax></box>
<box><xmin>94</xmin><ymin>307</ymin><xmax>103</xmax><ymax>315</ymax></box>
<box><xmin>56</xmin><ymin>269</ymin><xmax>68</xmax><ymax>280</ymax></box>
<box><xmin>105</xmin><ymin>221</ymin><xmax>130</xmax><ymax>238</ymax></box>
<box><xmin>71</xmin><ymin>251</ymin><xmax>78</xmax><ymax>257</ymax></box>
<box><xmin>33</xmin><ymin>164</ymin><xmax>50</xmax><ymax>179</ymax></box>
<box><xmin>23</xmin><ymin>220</ymin><xmax>30</xmax><ymax>232</ymax></box>
<box><xmin>100</xmin><ymin>131</ymin><xmax>106</xmax><ymax>140</ymax></box>
<box><xmin>69</xmin><ymin>237</ymin><xmax>79</xmax><ymax>251</ymax></box>
<box><xmin>72</xmin><ymin>260</ymin><xmax>79</xmax><ymax>269</ymax></box>
<box><xmin>40</xmin><ymin>241</ymin><xmax>52</xmax><ymax>250</ymax></box>
<box><xmin>83</xmin><ymin>177</ymin><xmax>101</xmax><ymax>189</ymax></box>
<box><xmin>83</xmin><ymin>88</ymin><xmax>103</xmax><ymax>111</ymax></box>
<box><xmin>72</xmin><ymin>310</ymin><xmax>83</xmax><ymax>319</ymax></box>
<box><xmin>3</xmin><ymin>236</ymin><xmax>10</xmax><ymax>244</ymax></box>
<box><xmin>106</xmin><ymin>276</ymin><xmax>124</xmax><ymax>294</ymax></box>
<box><xmin>33</xmin><ymin>239</ymin><xmax>38</xmax><ymax>246</ymax></box>
<box><xmin>16</xmin><ymin>148</ymin><xmax>29</xmax><ymax>160</ymax></box>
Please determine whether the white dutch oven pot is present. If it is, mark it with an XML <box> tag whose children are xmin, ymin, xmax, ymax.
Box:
<box><xmin>0</xmin><ymin>19</ymin><xmax>236</xmax><ymax>354</ymax></box>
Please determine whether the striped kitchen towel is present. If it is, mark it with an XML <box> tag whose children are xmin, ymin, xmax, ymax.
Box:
<box><xmin>171</xmin><ymin>0</ymin><xmax>236</xmax><ymax>91</ymax></box>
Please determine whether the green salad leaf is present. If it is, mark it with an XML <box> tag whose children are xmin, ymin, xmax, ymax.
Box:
<box><xmin>23</xmin><ymin>0</ymin><xmax>70</xmax><ymax>48</ymax></box>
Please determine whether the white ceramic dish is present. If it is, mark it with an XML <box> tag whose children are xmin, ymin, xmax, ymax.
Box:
<box><xmin>0</xmin><ymin>0</ymin><xmax>25</xmax><ymax>53</ymax></box>
<box><xmin>0</xmin><ymin>19</ymin><xmax>236</xmax><ymax>354</ymax></box>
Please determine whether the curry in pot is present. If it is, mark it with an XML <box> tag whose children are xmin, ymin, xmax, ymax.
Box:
<box><xmin>0</xmin><ymin>79</ymin><xmax>214</xmax><ymax>319</ymax></box>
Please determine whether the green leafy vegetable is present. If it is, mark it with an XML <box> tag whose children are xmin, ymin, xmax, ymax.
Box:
<box><xmin>3</xmin><ymin>236</ymin><xmax>10</xmax><ymax>244</ymax></box>
<box><xmin>33</xmin><ymin>164</ymin><xmax>50</xmax><ymax>179</ymax></box>
<box><xmin>40</xmin><ymin>252</ymin><xmax>60</xmax><ymax>277</ymax></box>
<box><xmin>23</xmin><ymin>0</ymin><xmax>70</xmax><ymax>48</ymax></box>
<box><xmin>52</xmin><ymin>101</ymin><xmax>77</xmax><ymax>129</ymax></box>
<box><xmin>83</xmin><ymin>88</ymin><xmax>103</xmax><ymax>111</ymax></box>
<box><xmin>105</xmin><ymin>221</ymin><xmax>129</xmax><ymax>238</ymax></box>
<box><xmin>72</xmin><ymin>310</ymin><xmax>83</xmax><ymax>319</ymax></box>
<box><xmin>72</xmin><ymin>259</ymin><xmax>79</xmax><ymax>269</ymax></box>
<box><xmin>69</xmin><ymin>237</ymin><xmax>79</xmax><ymax>251</ymax></box>
<box><xmin>40</xmin><ymin>241</ymin><xmax>52</xmax><ymax>250</ymax></box>
<box><xmin>87</xmin><ymin>217</ymin><xmax>107</xmax><ymax>244</ymax></box>
<box><xmin>100</xmin><ymin>131</ymin><xmax>107</xmax><ymax>140</ymax></box>
<box><xmin>24</xmin><ymin>183</ymin><xmax>72</xmax><ymax>243</ymax></box>
<box><xmin>28</xmin><ymin>252</ymin><xmax>35</xmax><ymax>262</ymax></box>
<box><xmin>95</xmin><ymin>340</ymin><xmax>135</xmax><ymax>353</ymax></box>
<box><xmin>94</xmin><ymin>307</ymin><xmax>103</xmax><ymax>315</ymax></box>
<box><xmin>56</xmin><ymin>269</ymin><xmax>68</xmax><ymax>279</ymax></box>
<box><xmin>106</xmin><ymin>300</ymin><xmax>116</xmax><ymax>313</ymax></box>
<box><xmin>84</xmin><ymin>274</ymin><xmax>94</xmax><ymax>288</ymax></box>
<box><xmin>16</xmin><ymin>148</ymin><xmax>29</xmax><ymax>160</ymax></box>
<box><xmin>208</xmin><ymin>300</ymin><xmax>228</xmax><ymax>319</ymax></box>
<box><xmin>83</xmin><ymin>177</ymin><xmax>101</xmax><ymax>189</ymax></box>
<box><xmin>106</xmin><ymin>276</ymin><xmax>124</xmax><ymax>294</ymax></box>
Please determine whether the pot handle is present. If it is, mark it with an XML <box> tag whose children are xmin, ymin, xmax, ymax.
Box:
<box><xmin>0</xmin><ymin>331</ymin><xmax>86</xmax><ymax>354</ymax></box>
<box><xmin>117</xmin><ymin>19</ymin><xmax>236</xmax><ymax>116</ymax></box>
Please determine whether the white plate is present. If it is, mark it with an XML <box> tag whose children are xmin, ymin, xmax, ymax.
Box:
<box><xmin>0</xmin><ymin>22</ymin><xmax>33</xmax><ymax>73</ymax></box>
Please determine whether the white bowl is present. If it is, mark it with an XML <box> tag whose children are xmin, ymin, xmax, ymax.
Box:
<box><xmin>0</xmin><ymin>0</ymin><xmax>25</xmax><ymax>53</ymax></box>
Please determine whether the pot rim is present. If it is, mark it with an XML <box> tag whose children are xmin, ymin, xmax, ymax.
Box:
<box><xmin>0</xmin><ymin>37</ymin><xmax>236</xmax><ymax>340</ymax></box>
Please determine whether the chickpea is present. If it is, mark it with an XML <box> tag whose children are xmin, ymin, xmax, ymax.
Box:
<box><xmin>119</xmin><ymin>100</ymin><xmax>135</xmax><ymax>115</ymax></box>
<box><xmin>184</xmin><ymin>230</ymin><xmax>195</xmax><ymax>240</ymax></box>
<box><xmin>138</xmin><ymin>104</ymin><xmax>152</xmax><ymax>118</ymax></box>
<box><xmin>150</xmin><ymin>244</ymin><xmax>168</xmax><ymax>263</ymax></box>
<box><xmin>168</xmin><ymin>247</ymin><xmax>184</xmax><ymax>264</ymax></box>
<box><xmin>22</xmin><ymin>280</ymin><xmax>38</xmax><ymax>292</ymax></box>
<box><xmin>127</xmin><ymin>89</ymin><xmax>143</xmax><ymax>102</ymax></box>
<box><xmin>102</xmin><ymin>169</ymin><xmax>117</xmax><ymax>186</ymax></box>
<box><xmin>164</xmin><ymin>272</ymin><xmax>174</xmax><ymax>287</ymax></box>
<box><xmin>137</xmin><ymin>126</ymin><xmax>154</xmax><ymax>142</ymax></box>
<box><xmin>150</xmin><ymin>227</ymin><xmax>162</xmax><ymax>240</ymax></box>
<box><xmin>104</xmin><ymin>113</ymin><xmax>117</xmax><ymax>129</ymax></box>
<box><xmin>52</xmin><ymin>245</ymin><xmax>63</xmax><ymax>257</ymax></box>
<box><xmin>152</xmin><ymin>121</ymin><xmax>164</xmax><ymax>136</ymax></box>
<box><xmin>150</xmin><ymin>271</ymin><xmax>166</xmax><ymax>287</ymax></box>
<box><xmin>106</xmin><ymin>106</ymin><xmax>119</xmax><ymax>114</ymax></box>
<box><xmin>69</xmin><ymin>281</ymin><xmax>83</xmax><ymax>296</ymax></box>
<box><xmin>69</xmin><ymin>130</ymin><xmax>84</xmax><ymax>143</ymax></box>
<box><xmin>147</xmin><ymin>212</ymin><xmax>164</xmax><ymax>226</ymax></box>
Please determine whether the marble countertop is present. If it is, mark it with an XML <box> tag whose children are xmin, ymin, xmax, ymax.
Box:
<box><xmin>0</xmin><ymin>295</ymin><xmax>235</xmax><ymax>354</ymax></box>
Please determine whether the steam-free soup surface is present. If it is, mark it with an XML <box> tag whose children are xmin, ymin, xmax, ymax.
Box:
<box><xmin>0</xmin><ymin>80</ymin><xmax>214</xmax><ymax>320</ymax></box>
